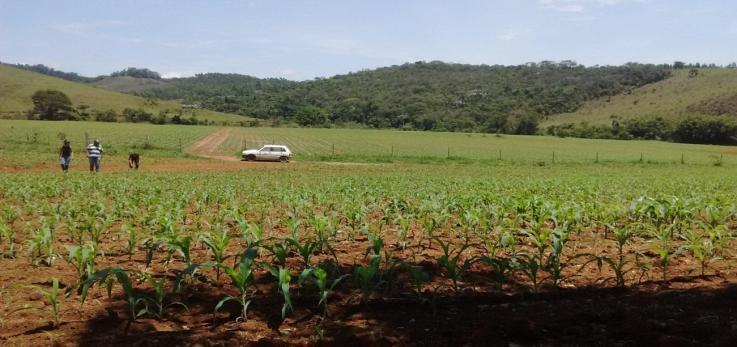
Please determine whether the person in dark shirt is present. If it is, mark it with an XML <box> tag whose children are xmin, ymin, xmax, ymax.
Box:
<box><xmin>59</xmin><ymin>140</ymin><xmax>72</xmax><ymax>173</ymax></box>
<box><xmin>128</xmin><ymin>153</ymin><xmax>140</xmax><ymax>169</ymax></box>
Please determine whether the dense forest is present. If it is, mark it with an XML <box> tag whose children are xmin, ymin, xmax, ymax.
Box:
<box><xmin>3</xmin><ymin>60</ymin><xmax>672</xmax><ymax>133</ymax></box>
<box><xmin>135</xmin><ymin>61</ymin><xmax>670</xmax><ymax>133</ymax></box>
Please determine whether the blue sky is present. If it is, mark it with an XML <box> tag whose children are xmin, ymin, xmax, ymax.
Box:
<box><xmin>1</xmin><ymin>0</ymin><xmax>736</xmax><ymax>80</ymax></box>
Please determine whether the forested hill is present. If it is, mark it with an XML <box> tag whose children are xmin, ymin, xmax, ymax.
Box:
<box><xmin>135</xmin><ymin>61</ymin><xmax>670</xmax><ymax>133</ymax></box>
<box><xmin>3</xmin><ymin>60</ymin><xmax>671</xmax><ymax>133</ymax></box>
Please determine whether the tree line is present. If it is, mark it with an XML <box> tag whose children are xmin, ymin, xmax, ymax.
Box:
<box><xmin>27</xmin><ymin>90</ymin><xmax>212</xmax><ymax>126</ymax></box>
<box><xmin>547</xmin><ymin>116</ymin><xmax>737</xmax><ymax>145</ymax></box>
<box><xmin>135</xmin><ymin>61</ymin><xmax>671</xmax><ymax>134</ymax></box>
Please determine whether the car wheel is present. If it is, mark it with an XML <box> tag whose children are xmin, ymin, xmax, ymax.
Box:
<box><xmin>279</xmin><ymin>156</ymin><xmax>289</xmax><ymax>163</ymax></box>
<box><xmin>246</xmin><ymin>154</ymin><xmax>256</xmax><ymax>161</ymax></box>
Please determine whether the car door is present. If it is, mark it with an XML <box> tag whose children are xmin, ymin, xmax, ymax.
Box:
<box><xmin>265</xmin><ymin>146</ymin><xmax>279</xmax><ymax>160</ymax></box>
<box><xmin>258</xmin><ymin>146</ymin><xmax>271</xmax><ymax>160</ymax></box>
<box><xmin>274</xmin><ymin>147</ymin><xmax>285</xmax><ymax>159</ymax></box>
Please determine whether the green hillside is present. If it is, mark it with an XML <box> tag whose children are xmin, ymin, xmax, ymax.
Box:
<box><xmin>544</xmin><ymin>68</ymin><xmax>737</xmax><ymax>126</ymax></box>
<box><xmin>134</xmin><ymin>61</ymin><xmax>669</xmax><ymax>133</ymax></box>
<box><xmin>0</xmin><ymin>65</ymin><xmax>249</xmax><ymax>124</ymax></box>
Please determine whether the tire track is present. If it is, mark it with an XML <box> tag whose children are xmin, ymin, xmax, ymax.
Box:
<box><xmin>185</xmin><ymin>128</ymin><xmax>241</xmax><ymax>162</ymax></box>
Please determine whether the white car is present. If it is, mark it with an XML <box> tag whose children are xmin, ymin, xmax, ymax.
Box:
<box><xmin>242</xmin><ymin>145</ymin><xmax>292</xmax><ymax>162</ymax></box>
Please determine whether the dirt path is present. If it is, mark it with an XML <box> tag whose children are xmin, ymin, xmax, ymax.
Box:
<box><xmin>185</xmin><ymin>127</ymin><xmax>241</xmax><ymax>162</ymax></box>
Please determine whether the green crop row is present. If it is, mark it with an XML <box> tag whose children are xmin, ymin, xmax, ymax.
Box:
<box><xmin>1</xmin><ymin>163</ymin><xmax>736</xmax><ymax>331</ymax></box>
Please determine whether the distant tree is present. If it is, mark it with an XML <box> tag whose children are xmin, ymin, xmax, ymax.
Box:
<box><xmin>122</xmin><ymin>108</ymin><xmax>153</xmax><ymax>123</ymax></box>
<box><xmin>76</xmin><ymin>104</ymin><xmax>91</xmax><ymax>120</ymax></box>
<box><xmin>94</xmin><ymin>109</ymin><xmax>118</xmax><ymax>122</ymax></box>
<box><xmin>294</xmin><ymin>105</ymin><xmax>329</xmax><ymax>126</ymax></box>
<box><xmin>30</xmin><ymin>90</ymin><xmax>74</xmax><ymax>120</ymax></box>
<box><xmin>110</xmin><ymin>67</ymin><xmax>162</xmax><ymax>80</ymax></box>
<box><xmin>673</xmin><ymin>61</ymin><xmax>686</xmax><ymax>69</ymax></box>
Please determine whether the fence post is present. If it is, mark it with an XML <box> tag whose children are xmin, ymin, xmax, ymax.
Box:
<box><xmin>681</xmin><ymin>153</ymin><xmax>684</xmax><ymax>164</ymax></box>
<box><xmin>498</xmin><ymin>149</ymin><xmax>501</xmax><ymax>161</ymax></box>
<box><xmin>332</xmin><ymin>143</ymin><xmax>335</xmax><ymax>157</ymax></box>
<box><xmin>179</xmin><ymin>138</ymin><xmax>182</xmax><ymax>152</ymax></box>
<box><xmin>447</xmin><ymin>147</ymin><xmax>450</xmax><ymax>159</ymax></box>
<box><xmin>552</xmin><ymin>151</ymin><xmax>555</xmax><ymax>164</ymax></box>
<box><xmin>391</xmin><ymin>145</ymin><xmax>394</xmax><ymax>157</ymax></box>
<box><xmin>639</xmin><ymin>152</ymin><xmax>643</xmax><ymax>163</ymax></box>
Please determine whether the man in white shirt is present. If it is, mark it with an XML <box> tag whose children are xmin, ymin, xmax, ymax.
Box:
<box><xmin>87</xmin><ymin>139</ymin><xmax>103</xmax><ymax>173</ymax></box>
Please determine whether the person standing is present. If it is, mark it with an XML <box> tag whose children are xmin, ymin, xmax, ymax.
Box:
<box><xmin>59</xmin><ymin>140</ymin><xmax>72</xmax><ymax>173</ymax></box>
<box><xmin>87</xmin><ymin>139</ymin><xmax>103</xmax><ymax>173</ymax></box>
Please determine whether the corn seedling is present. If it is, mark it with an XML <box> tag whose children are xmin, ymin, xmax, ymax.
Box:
<box><xmin>580</xmin><ymin>226</ymin><xmax>636</xmax><ymax>288</ymax></box>
<box><xmin>27</xmin><ymin>220</ymin><xmax>55</xmax><ymax>266</ymax></box>
<box><xmin>433</xmin><ymin>237</ymin><xmax>473</xmax><ymax>293</ymax></box>
<box><xmin>286</xmin><ymin>235</ymin><xmax>321</xmax><ymax>267</ymax></box>
<box><xmin>680</xmin><ymin>226</ymin><xmax>721</xmax><ymax>276</ymax></box>
<box><xmin>26</xmin><ymin>278</ymin><xmax>63</xmax><ymax>327</ymax></box>
<box><xmin>121</xmin><ymin>223</ymin><xmax>138</xmax><ymax>260</ymax></box>
<box><xmin>265</xmin><ymin>265</ymin><xmax>293</xmax><ymax>319</ymax></box>
<box><xmin>65</xmin><ymin>243</ymin><xmax>97</xmax><ymax>282</ymax></box>
<box><xmin>201</xmin><ymin>226</ymin><xmax>232</xmax><ymax>281</ymax></box>
<box><xmin>649</xmin><ymin>223</ymin><xmax>678</xmax><ymax>281</ymax></box>
<box><xmin>141</xmin><ymin>272</ymin><xmax>188</xmax><ymax>319</ymax></box>
<box><xmin>302</xmin><ymin>267</ymin><xmax>348</xmax><ymax>317</ymax></box>
<box><xmin>215</xmin><ymin>248</ymin><xmax>257</xmax><ymax>322</ymax></box>
<box><xmin>80</xmin><ymin>268</ymin><xmax>150</xmax><ymax>326</ymax></box>
<box><xmin>0</xmin><ymin>222</ymin><xmax>15</xmax><ymax>258</ymax></box>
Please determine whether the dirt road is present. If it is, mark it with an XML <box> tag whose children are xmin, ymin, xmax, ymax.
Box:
<box><xmin>185</xmin><ymin>128</ymin><xmax>241</xmax><ymax>162</ymax></box>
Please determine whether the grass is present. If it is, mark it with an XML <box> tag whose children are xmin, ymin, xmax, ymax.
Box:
<box><xmin>0</xmin><ymin>119</ymin><xmax>216</xmax><ymax>166</ymax></box>
<box><xmin>545</xmin><ymin>68</ymin><xmax>737</xmax><ymax>126</ymax></box>
<box><xmin>0</xmin><ymin>65</ymin><xmax>249</xmax><ymax>124</ymax></box>
<box><xmin>219</xmin><ymin>126</ymin><xmax>736</xmax><ymax>165</ymax></box>
<box><xmin>2</xmin><ymin>120</ymin><xmax>736</xmax><ymax>167</ymax></box>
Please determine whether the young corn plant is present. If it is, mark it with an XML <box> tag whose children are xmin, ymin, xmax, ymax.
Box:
<box><xmin>142</xmin><ymin>237</ymin><xmax>164</xmax><ymax>268</ymax></box>
<box><xmin>236</xmin><ymin>216</ymin><xmax>263</xmax><ymax>249</ymax></box>
<box><xmin>263</xmin><ymin>240</ymin><xmax>290</xmax><ymax>267</ymax></box>
<box><xmin>215</xmin><ymin>248</ymin><xmax>258</xmax><ymax>322</ymax></box>
<box><xmin>27</xmin><ymin>220</ymin><xmax>55</xmax><ymax>266</ymax></box>
<box><xmin>405</xmin><ymin>264</ymin><xmax>430</xmax><ymax>301</ymax></box>
<box><xmin>166</xmin><ymin>234</ymin><xmax>193</xmax><ymax>268</ymax></box>
<box><xmin>140</xmin><ymin>273</ymin><xmax>188</xmax><ymax>319</ymax></box>
<box><xmin>286</xmin><ymin>235</ymin><xmax>320</xmax><ymax>268</ymax></box>
<box><xmin>433</xmin><ymin>237</ymin><xmax>473</xmax><ymax>293</ymax></box>
<box><xmin>545</xmin><ymin>229</ymin><xmax>570</xmax><ymax>288</ymax></box>
<box><xmin>580</xmin><ymin>225</ymin><xmax>636</xmax><ymax>288</ymax></box>
<box><xmin>201</xmin><ymin>226</ymin><xmax>232</xmax><ymax>281</ymax></box>
<box><xmin>395</xmin><ymin>214</ymin><xmax>412</xmax><ymax>250</ymax></box>
<box><xmin>121</xmin><ymin>223</ymin><xmax>138</xmax><ymax>260</ymax></box>
<box><xmin>649</xmin><ymin>223</ymin><xmax>678</xmax><ymax>282</ymax></box>
<box><xmin>265</xmin><ymin>266</ymin><xmax>294</xmax><ymax>320</ymax></box>
<box><xmin>65</xmin><ymin>243</ymin><xmax>97</xmax><ymax>283</ymax></box>
<box><xmin>302</xmin><ymin>267</ymin><xmax>348</xmax><ymax>317</ymax></box>
<box><xmin>0</xmin><ymin>222</ymin><xmax>15</xmax><ymax>258</ymax></box>
<box><xmin>354</xmin><ymin>254</ymin><xmax>383</xmax><ymax>299</ymax></box>
<box><xmin>680</xmin><ymin>226</ymin><xmax>721</xmax><ymax>276</ymax></box>
<box><xmin>27</xmin><ymin>278</ymin><xmax>63</xmax><ymax>327</ymax></box>
<box><xmin>80</xmin><ymin>268</ymin><xmax>149</xmax><ymax>328</ymax></box>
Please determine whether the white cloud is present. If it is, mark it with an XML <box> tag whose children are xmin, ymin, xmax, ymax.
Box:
<box><xmin>497</xmin><ymin>29</ymin><xmax>521</xmax><ymax>41</ymax></box>
<box><xmin>539</xmin><ymin>0</ymin><xmax>647</xmax><ymax>13</ymax></box>
<box><xmin>161</xmin><ymin>72</ymin><xmax>193</xmax><ymax>78</ymax></box>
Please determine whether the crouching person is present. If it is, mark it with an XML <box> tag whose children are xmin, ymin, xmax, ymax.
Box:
<box><xmin>128</xmin><ymin>153</ymin><xmax>140</xmax><ymax>169</ymax></box>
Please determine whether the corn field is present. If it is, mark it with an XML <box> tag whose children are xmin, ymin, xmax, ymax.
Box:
<box><xmin>1</xmin><ymin>164</ymin><xmax>737</xmax><ymax>345</ymax></box>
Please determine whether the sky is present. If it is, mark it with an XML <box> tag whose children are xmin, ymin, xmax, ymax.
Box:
<box><xmin>1</xmin><ymin>0</ymin><xmax>737</xmax><ymax>80</ymax></box>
